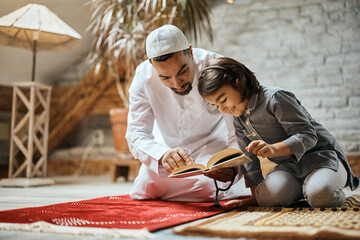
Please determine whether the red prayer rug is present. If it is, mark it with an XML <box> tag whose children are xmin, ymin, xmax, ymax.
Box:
<box><xmin>0</xmin><ymin>194</ymin><xmax>235</xmax><ymax>238</ymax></box>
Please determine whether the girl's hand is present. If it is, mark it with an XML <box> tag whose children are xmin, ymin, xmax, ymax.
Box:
<box><xmin>224</xmin><ymin>195</ymin><xmax>258</xmax><ymax>207</ymax></box>
<box><xmin>246</xmin><ymin>140</ymin><xmax>276</xmax><ymax>158</ymax></box>
<box><xmin>246</xmin><ymin>140</ymin><xmax>293</xmax><ymax>158</ymax></box>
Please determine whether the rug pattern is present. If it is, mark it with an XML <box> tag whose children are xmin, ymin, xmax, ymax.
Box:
<box><xmin>175</xmin><ymin>195</ymin><xmax>360</xmax><ymax>240</ymax></box>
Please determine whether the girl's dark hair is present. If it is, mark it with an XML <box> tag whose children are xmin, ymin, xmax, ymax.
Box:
<box><xmin>198</xmin><ymin>57</ymin><xmax>260</xmax><ymax>102</ymax></box>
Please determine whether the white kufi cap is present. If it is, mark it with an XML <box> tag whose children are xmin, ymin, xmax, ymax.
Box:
<box><xmin>146</xmin><ymin>25</ymin><xmax>189</xmax><ymax>59</ymax></box>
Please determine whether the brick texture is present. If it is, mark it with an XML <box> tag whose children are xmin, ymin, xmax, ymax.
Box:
<box><xmin>198</xmin><ymin>0</ymin><xmax>360</xmax><ymax>152</ymax></box>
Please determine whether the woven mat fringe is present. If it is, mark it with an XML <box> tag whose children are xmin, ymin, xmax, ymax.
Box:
<box><xmin>0</xmin><ymin>221</ymin><xmax>155</xmax><ymax>239</ymax></box>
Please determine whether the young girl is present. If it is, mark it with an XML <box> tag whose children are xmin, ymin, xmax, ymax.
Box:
<box><xmin>199</xmin><ymin>57</ymin><xmax>359</xmax><ymax>207</ymax></box>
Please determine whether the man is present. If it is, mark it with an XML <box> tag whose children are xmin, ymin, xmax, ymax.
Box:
<box><xmin>126</xmin><ymin>24</ymin><xmax>250</xmax><ymax>201</ymax></box>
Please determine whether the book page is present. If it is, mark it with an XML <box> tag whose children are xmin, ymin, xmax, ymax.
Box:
<box><xmin>168</xmin><ymin>169</ymin><xmax>204</xmax><ymax>178</ymax></box>
<box><xmin>205</xmin><ymin>155</ymin><xmax>252</xmax><ymax>173</ymax></box>
<box><xmin>169</xmin><ymin>164</ymin><xmax>206</xmax><ymax>178</ymax></box>
<box><xmin>206</xmin><ymin>148</ymin><xmax>243</xmax><ymax>168</ymax></box>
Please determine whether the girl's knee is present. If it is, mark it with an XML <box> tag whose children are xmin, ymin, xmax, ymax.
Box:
<box><xmin>304</xmin><ymin>163</ymin><xmax>348</xmax><ymax>207</ymax></box>
<box><xmin>255</xmin><ymin>182</ymin><xmax>295</xmax><ymax>207</ymax></box>
<box><xmin>305</xmin><ymin>186</ymin><xmax>346</xmax><ymax>207</ymax></box>
<box><xmin>255</xmin><ymin>171</ymin><xmax>302</xmax><ymax>207</ymax></box>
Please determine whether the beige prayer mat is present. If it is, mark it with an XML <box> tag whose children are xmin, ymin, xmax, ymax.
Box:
<box><xmin>175</xmin><ymin>195</ymin><xmax>360</xmax><ymax>240</ymax></box>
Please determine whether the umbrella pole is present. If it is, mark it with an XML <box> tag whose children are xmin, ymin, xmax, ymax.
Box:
<box><xmin>31</xmin><ymin>39</ymin><xmax>37</xmax><ymax>82</ymax></box>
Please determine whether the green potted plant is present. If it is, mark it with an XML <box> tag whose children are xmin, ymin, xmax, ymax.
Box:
<box><xmin>86</xmin><ymin>0</ymin><xmax>213</xmax><ymax>157</ymax></box>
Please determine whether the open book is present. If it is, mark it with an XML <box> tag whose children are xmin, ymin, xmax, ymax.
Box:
<box><xmin>169</xmin><ymin>148</ymin><xmax>252</xmax><ymax>178</ymax></box>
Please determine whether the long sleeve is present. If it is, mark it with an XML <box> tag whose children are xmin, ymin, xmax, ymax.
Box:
<box><xmin>268</xmin><ymin>90</ymin><xmax>318</xmax><ymax>161</ymax></box>
<box><xmin>126</xmin><ymin>69</ymin><xmax>170</xmax><ymax>174</ymax></box>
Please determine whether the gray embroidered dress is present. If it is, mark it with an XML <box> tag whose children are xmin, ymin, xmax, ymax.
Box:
<box><xmin>234</xmin><ymin>86</ymin><xmax>359</xmax><ymax>191</ymax></box>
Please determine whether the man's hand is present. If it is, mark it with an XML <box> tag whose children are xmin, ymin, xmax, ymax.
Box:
<box><xmin>204</xmin><ymin>168</ymin><xmax>236</xmax><ymax>182</ymax></box>
<box><xmin>161</xmin><ymin>147</ymin><xmax>194</xmax><ymax>173</ymax></box>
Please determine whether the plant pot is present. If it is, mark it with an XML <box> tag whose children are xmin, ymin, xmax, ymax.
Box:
<box><xmin>109</xmin><ymin>108</ymin><xmax>132</xmax><ymax>159</ymax></box>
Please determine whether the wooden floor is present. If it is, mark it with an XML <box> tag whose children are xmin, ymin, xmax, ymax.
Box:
<box><xmin>0</xmin><ymin>175</ymin><xmax>233</xmax><ymax>240</ymax></box>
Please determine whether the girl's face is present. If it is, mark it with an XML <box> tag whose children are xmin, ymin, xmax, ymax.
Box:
<box><xmin>204</xmin><ymin>83</ymin><xmax>249</xmax><ymax>117</ymax></box>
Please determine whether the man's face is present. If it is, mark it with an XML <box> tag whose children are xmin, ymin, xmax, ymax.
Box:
<box><xmin>151</xmin><ymin>47</ymin><xmax>195</xmax><ymax>95</ymax></box>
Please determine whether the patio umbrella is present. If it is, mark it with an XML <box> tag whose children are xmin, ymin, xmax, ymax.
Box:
<box><xmin>0</xmin><ymin>3</ymin><xmax>82</xmax><ymax>81</ymax></box>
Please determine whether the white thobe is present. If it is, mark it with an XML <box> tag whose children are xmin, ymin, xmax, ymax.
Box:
<box><xmin>126</xmin><ymin>48</ymin><xmax>250</xmax><ymax>202</ymax></box>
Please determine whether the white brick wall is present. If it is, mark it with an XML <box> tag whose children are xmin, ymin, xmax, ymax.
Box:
<box><xmin>198</xmin><ymin>0</ymin><xmax>360</xmax><ymax>152</ymax></box>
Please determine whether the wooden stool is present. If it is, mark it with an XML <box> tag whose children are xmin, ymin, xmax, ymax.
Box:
<box><xmin>111</xmin><ymin>158</ymin><xmax>141</xmax><ymax>182</ymax></box>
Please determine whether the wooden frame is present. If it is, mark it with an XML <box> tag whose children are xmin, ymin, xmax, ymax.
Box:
<box><xmin>1</xmin><ymin>82</ymin><xmax>54</xmax><ymax>187</ymax></box>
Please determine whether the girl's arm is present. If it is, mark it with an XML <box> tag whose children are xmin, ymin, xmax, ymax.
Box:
<box><xmin>265</xmin><ymin>90</ymin><xmax>318</xmax><ymax>161</ymax></box>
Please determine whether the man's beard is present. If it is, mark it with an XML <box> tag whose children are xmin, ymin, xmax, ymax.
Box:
<box><xmin>172</xmin><ymin>83</ymin><xmax>192</xmax><ymax>96</ymax></box>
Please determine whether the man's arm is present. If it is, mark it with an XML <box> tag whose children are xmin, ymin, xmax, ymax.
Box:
<box><xmin>125</xmin><ymin>71</ymin><xmax>171</xmax><ymax>173</ymax></box>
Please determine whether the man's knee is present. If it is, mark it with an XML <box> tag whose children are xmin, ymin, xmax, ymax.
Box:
<box><xmin>129</xmin><ymin>190</ymin><xmax>152</xmax><ymax>200</ymax></box>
